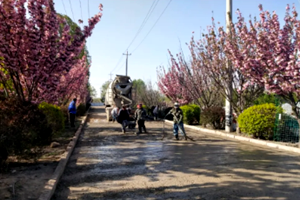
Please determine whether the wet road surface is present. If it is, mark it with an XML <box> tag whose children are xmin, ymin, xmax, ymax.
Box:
<box><xmin>52</xmin><ymin>106</ymin><xmax>300</xmax><ymax>200</ymax></box>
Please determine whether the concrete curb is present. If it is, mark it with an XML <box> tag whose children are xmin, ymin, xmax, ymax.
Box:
<box><xmin>38</xmin><ymin>108</ymin><xmax>90</xmax><ymax>200</ymax></box>
<box><xmin>164</xmin><ymin>120</ymin><xmax>300</xmax><ymax>154</ymax></box>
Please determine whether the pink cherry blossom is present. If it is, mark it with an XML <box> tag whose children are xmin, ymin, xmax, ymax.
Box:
<box><xmin>0</xmin><ymin>0</ymin><xmax>103</xmax><ymax>106</ymax></box>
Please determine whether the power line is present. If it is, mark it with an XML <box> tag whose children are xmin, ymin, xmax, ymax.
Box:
<box><xmin>109</xmin><ymin>73</ymin><xmax>113</xmax><ymax>80</ymax></box>
<box><xmin>87</xmin><ymin>0</ymin><xmax>90</xmax><ymax>18</ymax></box>
<box><xmin>115</xmin><ymin>59</ymin><xmax>126</xmax><ymax>73</ymax></box>
<box><xmin>131</xmin><ymin>0</ymin><xmax>172</xmax><ymax>53</ymax></box>
<box><xmin>111</xmin><ymin>0</ymin><xmax>161</xmax><ymax>76</ymax></box>
<box><xmin>79</xmin><ymin>0</ymin><xmax>83</xmax><ymax>21</ymax></box>
<box><xmin>61</xmin><ymin>0</ymin><xmax>68</xmax><ymax>15</ymax></box>
<box><xmin>78</xmin><ymin>0</ymin><xmax>83</xmax><ymax>28</ymax></box>
<box><xmin>87</xmin><ymin>0</ymin><xmax>91</xmax><ymax>50</ymax></box>
<box><xmin>68</xmin><ymin>0</ymin><xmax>75</xmax><ymax>21</ymax></box>
<box><xmin>111</xmin><ymin>54</ymin><xmax>125</xmax><ymax>73</ymax></box>
<box><xmin>126</xmin><ymin>0</ymin><xmax>159</xmax><ymax>50</ymax></box>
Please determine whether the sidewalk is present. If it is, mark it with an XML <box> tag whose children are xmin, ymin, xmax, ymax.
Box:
<box><xmin>164</xmin><ymin>120</ymin><xmax>300</xmax><ymax>154</ymax></box>
<box><xmin>38</xmin><ymin>109</ymin><xmax>90</xmax><ymax>200</ymax></box>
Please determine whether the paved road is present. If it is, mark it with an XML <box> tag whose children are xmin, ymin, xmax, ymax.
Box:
<box><xmin>52</xmin><ymin>106</ymin><xmax>300</xmax><ymax>200</ymax></box>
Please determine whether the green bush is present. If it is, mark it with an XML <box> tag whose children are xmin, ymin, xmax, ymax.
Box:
<box><xmin>77</xmin><ymin>103</ymin><xmax>86</xmax><ymax>116</ymax></box>
<box><xmin>180</xmin><ymin>104</ymin><xmax>200</xmax><ymax>125</ymax></box>
<box><xmin>60</xmin><ymin>106</ymin><xmax>70</xmax><ymax>124</ymax></box>
<box><xmin>238</xmin><ymin>103</ymin><xmax>282</xmax><ymax>139</ymax></box>
<box><xmin>142</xmin><ymin>104</ymin><xmax>147</xmax><ymax>110</ymax></box>
<box><xmin>141</xmin><ymin>105</ymin><xmax>150</xmax><ymax>115</ymax></box>
<box><xmin>201</xmin><ymin>107</ymin><xmax>225</xmax><ymax>129</ymax></box>
<box><xmin>254</xmin><ymin>93</ymin><xmax>278</xmax><ymax>105</ymax></box>
<box><xmin>38</xmin><ymin>102</ymin><xmax>65</xmax><ymax>136</ymax></box>
<box><xmin>0</xmin><ymin>98</ymin><xmax>52</xmax><ymax>163</ymax></box>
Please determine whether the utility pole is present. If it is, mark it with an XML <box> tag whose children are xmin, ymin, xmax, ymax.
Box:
<box><xmin>109</xmin><ymin>73</ymin><xmax>113</xmax><ymax>81</ymax></box>
<box><xmin>123</xmin><ymin>50</ymin><xmax>131</xmax><ymax>76</ymax></box>
<box><xmin>225</xmin><ymin>0</ymin><xmax>233</xmax><ymax>132</ymax></box>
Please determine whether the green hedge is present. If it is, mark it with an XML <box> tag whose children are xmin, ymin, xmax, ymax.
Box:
<box><xmin>201</xmin><ymin>107</ymin><xmax>225</xmax><ymax>129</ymax></box>
<box><xmin>180</xmin><ymin>104</ymin><xmax>200</xmax><ymax>125</ymax></box>
<box><xmin>76</xmin><ymin>103</ymin><xmax>87</xmax><ymax>116</ymax></box>
<box><xmin>142</xmin><ymin>104</ymin><xmax>147</xmax><ymax>110</ymax></box>
<box><xmin>238</xmin><ymin>103</ymin><xmax>282</xmax><ymax>139</ymax></box>
<box><xmin>38</xmin><ymin>102</ymin><xmax>65</xmax><ymax>136</ymax></box>
<box><xmin>0</xmin><ymin>98</ymin><xmax>52</xmax><ymax>163</ymax></box>
<box><xmin>254</xmin><ymin>93</ymin><xmax>277</xmax><ymax>105</ymax></box>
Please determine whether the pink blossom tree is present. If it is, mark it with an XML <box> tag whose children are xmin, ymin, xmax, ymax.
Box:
<box><xmin>157</xmin><ymin>48</ymin><xmax>223</xmax><ymax>109</ymax></box>
<box><xmin>225</xmin><ymin>4</ymin><xmax>300</xmax><ymax>118</ymax></box>
<box><xmin>196</xmin><ymin>28</ymin><xmax>264</xmax><ymax>116</ymax></box>
<box><xmin>55</xmin><ymin>55</ymin><xmax>90</xmax><ymax>105</ymax></box>
<box><xmin>157</xmin><ymin>52</ymin><xmax>193</xmax><ymax>105</ymax></box>
<box><xmin>0</xmin><ymin>0</ymin><xmax>103</xmax><ymax>104</ymax></box>
<box><xmin>55</xmin><ymin>14</ymin><xmax>93</xmax><ymax>106</ymax></box>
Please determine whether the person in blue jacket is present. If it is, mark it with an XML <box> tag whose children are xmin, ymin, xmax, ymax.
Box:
<box><xmin>68</xmin><ymin>98</ymin><xmax>77</xmax><ymax>127</ymax></box>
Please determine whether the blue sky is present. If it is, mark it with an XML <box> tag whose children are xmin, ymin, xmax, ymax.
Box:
<box><xmin>53</xmin><ymin>0</ymin><xmax>300</xmax><ymax>97</ymax></box>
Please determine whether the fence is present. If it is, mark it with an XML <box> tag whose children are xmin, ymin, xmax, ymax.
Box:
<box><xmin>274</xmin><ymin>113</ymin><xmax>299</xmax><ymax>143</ymax></box>
<box><xmin>274</xmin><ymin>98</ymin><xmax>299</xmax><ymax>143</ymax></box>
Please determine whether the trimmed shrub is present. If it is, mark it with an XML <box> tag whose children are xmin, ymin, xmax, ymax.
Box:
<box><xmin>38</xmin><ymin>102</ymin><xmax>65</xmax><ymax>137</ymax></box>
<box><xmin>86</xmin><ymin>102</ymin><xmax>91</xmax><ymax>110</ymax></box>
<box><xmin>60</xmin><ymin>106</ymin><xmax>70</xmax><ymax>124</ymax></box>
<box><xmin>238</xmin><ymin>103</ymin><xmax>282</xmax><ymax>139</ymax></box>
<box><xmin>180</xmin><ymin>104</ymin><xmax>200</xmax><ymax>125</ymax></box>
<box><xmin>142</xmin><ymin>104</ymin><xmax>147</xmax><ymax>110</ymax></box>
<box><xmin>254</xmin><ymin>93</ymin><xmax>278</xmax><ymax>105</ymax></box>
<box><xmin>141</xmin><ymin>105</ymin><xmax>151</xmax><ymax>116</ymax></box>
<box><xmin>77</xmin><ymin>103</ymin><xmax>86</xmax><ymax>116</ymax></box>
<box><xmin>0</xmin><ymin>98</ymin><xmax>52</xmax><ymax>162</ymax></box>
<box><xmin>201</xmin><ymin>107</ymin><xmax>225</xmax><ymax>129</ymax></box>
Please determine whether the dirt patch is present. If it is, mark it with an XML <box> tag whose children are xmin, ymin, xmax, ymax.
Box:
<box><xmin>0</xmin><ymin>116</ymin><xmax>84</xmax><ymax>200</ymax></box>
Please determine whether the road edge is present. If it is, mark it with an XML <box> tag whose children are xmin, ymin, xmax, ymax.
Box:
<box><xmin>38</xmin><ymin>108</ymin><xmax>90</xmax><ymax>200</ymax></box>
<box><xmin>164</xmin><ymin>120</ymin><xmax>300</xmax><ymax>154</ymax></box>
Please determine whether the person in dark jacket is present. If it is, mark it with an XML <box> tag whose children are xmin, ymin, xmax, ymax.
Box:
<box><xmin>68</xmin><ymin>98</ymin><xmax>77</xmax><ymax>127</ymax></box>
<box><xmin>167</xmin><ymin>102</ymin><xmax>185</xmax><ymax>140</ymax></box>
<box><xmin>134</xmin><ymin>103</ymin><xmax>147</xmax><ymax>134</ymax></box>
<box><xmin>153</xmin><ymin>105</ymin><xmax>159</xmax><ymax>121</ymax></box>
<box><xmin>118</xmin><ymin>105</ymin><xmax>130</xmax><ymax>133</ymax></box>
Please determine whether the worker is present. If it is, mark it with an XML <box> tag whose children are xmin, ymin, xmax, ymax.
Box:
<box><xmin>134</xmin><ymin>103</ymin><xmax>147</xmax><ymax>134</ymax></box>
<box><xmin>126</xmin><ymin>105</ymin><xmax>132</xmax><ymax>115</ymax></box>
<box><xmin>68</xmin><ymin>98</ymin><xmax>77</xmax><ymax>128</ymax></box>
<box><xmin>167</xmin><ymin>102</ymin><xmax>186</xmax><ymax>140</ymax></box>
<box><xmin>153</xmin><ymin>105</ymin><xmax>159</xmax><ymax>120</ymax></box>
<box><xmin>111</xmin><ymin>105</ymin><xmax>119</xmax><ymax>122</ymax></box>
<box><xmin>117</xmin><ymin>105</ymin><xmax>130</xmax><ymax>133</ymax></box>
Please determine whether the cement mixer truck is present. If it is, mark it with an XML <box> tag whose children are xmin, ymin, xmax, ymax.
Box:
<box><xmin>105</xmin><ymin>75</ymin><xmax>134</xmax><ymax>121</ymax></box>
